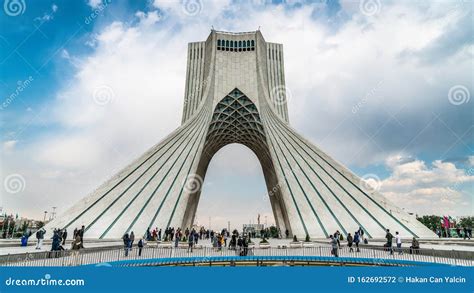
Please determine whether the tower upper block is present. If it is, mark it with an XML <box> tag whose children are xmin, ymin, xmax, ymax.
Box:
<box><xmin>182</xmin><ymin>31</ymin><xmax>289</xmax><ymax>123</ymax></box>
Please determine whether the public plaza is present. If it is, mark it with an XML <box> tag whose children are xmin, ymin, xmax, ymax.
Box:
<box><xmin>1</xmin><ymin>30</ymin><xmax>472</xmax><ymax>268</ymax></box>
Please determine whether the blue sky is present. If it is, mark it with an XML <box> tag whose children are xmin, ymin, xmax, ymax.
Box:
<box><xmin>0</xmin><ymin>0</ymin><xmax>472</xmax><ymax>229</ymax></box>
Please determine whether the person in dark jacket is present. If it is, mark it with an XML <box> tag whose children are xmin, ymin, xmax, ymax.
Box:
<box><xmin>463</xmin><ymin>227</ymin><xmax>471</xmax><ymax>240</ymax></box>
<box><xmin>35</xmin><ymin>229</ymin><xmax>44</xmax><ymax>250</ymax></box>
<box><xmin>330</xmin><ymin>235</ymin><xmax>338</xmax><ymax>257</ymax></box>
<box><xmin>137</xmin><ymin>238</ymin><xmax>144</xmax><ymax>256</ymax></box>
<box><xmin>61</xmin><ymin>229</ymin><xmax>67</xmax><ymax>245</ymax></box>
<box><xmin>347</xmin><ymin>233</ymin><xmax>354</xmax><ymax>252</ymax></box>
<box><xmin>122</xmin><ymin>233</ymin><xmax>130</xmax><ymax>257</ymax></box>
<box><xmin>385</xmin><ymin>229</ymin><xmax>394</xmax><ymax>255</ymax></box>
<box><xmin>187</xmin><ymin>232</ymin><xmax>194</xmax><ymax>253</ymax></box>
<box><xmin>353</xmin><ymin>231</ymin><xmax>360</xmax><ymax>252</ymax></box>
<box><xmin>51</xmin><ymin>230</ymin><xmax>61</xmax><ymax>256</ymax></box>
<box><xmin>78</xmin><ymin>225</ymin><xmax>85</xmax><ymax>248</ymax></box>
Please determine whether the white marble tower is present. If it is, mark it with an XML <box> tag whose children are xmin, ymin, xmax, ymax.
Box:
<box><xmin>45</xmin><ymin>30</ymin><xmax>435</xmax><ymax>239</ymax></box>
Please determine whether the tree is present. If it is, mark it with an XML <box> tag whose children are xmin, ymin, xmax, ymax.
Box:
<box><xmin>21</xmin><ymin>221</ymin><xmax>28</xmax><ymax>232</ymax></box>
<box><xmin>459</xmin><ymin>217</ymin><xmax>474</xmax><ymax>228</ymax></box>
<box><xmin>268</xmin><ymin>226</ymin><xmax>279</xmax><ymax>238</ymax></box>
<box><xmin>417</xmin><ymin>215</ymin><xmax>442</xmax><ymax>231</ymax></box>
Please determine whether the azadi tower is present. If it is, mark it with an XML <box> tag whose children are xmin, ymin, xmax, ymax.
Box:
<box><xmin>46</xmin><ymin>30</ymin><xmax>434</xmax><ymax>239</ymax></box>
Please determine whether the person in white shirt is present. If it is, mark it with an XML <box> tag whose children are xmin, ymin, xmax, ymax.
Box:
<box><xmin>395</xmin><ymin>231</ymin><xmax>403</xmax><ymax>255</ymax></box>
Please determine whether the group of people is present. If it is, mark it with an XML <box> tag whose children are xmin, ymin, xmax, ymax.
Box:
<box><xmin>330</xmin><ymin>227</ymin><xmax>366</xmax><ymax>257</ymax></box>
<box><xmin>328</xmin><ymin>227</ymin><xmax>422</xmax><ymax>257</ymax></box>
<box><xmin>34</xmin><ymin>225</ymin><xmax>86</xmax><ymax>253</ymax></box>
<box><xmin>436</xmin><ymin>226</ymin><xmax>472</xmax><ymax>239</ymax></box>
<box><xmin>384</xmin><ymin>229</ymin><xmax>420</xmax><ymax>255</ymax></box>
<box><xmin>129</xmin><ymin>227</ymin><xmax>254</xmax><ymax>256</ymax></box>
<box><xmin>122</xmin><ymin>231</ymin><xmax>145</xmax><ymax>256</ymax></box>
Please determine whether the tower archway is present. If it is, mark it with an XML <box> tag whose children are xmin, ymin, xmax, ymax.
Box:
<box><xmin>181</xmin><ymin>88</ymin><xmax>291</xmax><ymax>234</ymax></box>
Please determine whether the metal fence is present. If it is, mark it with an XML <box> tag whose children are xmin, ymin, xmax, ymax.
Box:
<box><xmin>1</xmin><ymin>245</ymin><xmax>473</xmax><ymax>267</ymax></box>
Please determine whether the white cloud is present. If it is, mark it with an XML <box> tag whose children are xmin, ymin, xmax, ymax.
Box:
<box><xmin>380</xmin><ymin>155</ymin><xmax>473</xmax><ymax>216</ymax></box>
<box><xmin>469</xmin><ymin>156</ymin><xmax>474</xmax><ymax>166</ymax></box>
<box><xmin>3</xmin><ymin>140</ymin><xmax>17</xmax><ymax>152</ymax></box>
<box><xmin>87</xmin><ymin>0</ymin><xmax>102</xmax><ymax>9</ymax></box>
<box><xmin>34</xmin><ymin>4</ymin><xmax>58</xmax><ymax>23</ymax></box>
<box><xmin>135</xmin><ymin>11</ymin><xmax>162</xmax><ymax>26</ymax></box>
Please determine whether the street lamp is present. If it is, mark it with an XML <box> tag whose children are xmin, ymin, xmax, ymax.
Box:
<box><xmin>43</xmin><ymin>211</ymin><xmax>47</xmax><ymax>222</ymax></box>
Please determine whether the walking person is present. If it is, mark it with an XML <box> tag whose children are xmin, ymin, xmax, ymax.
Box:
<box><xmin>137</xmin><ymin>238</ymin><xmax>144</xmax><ymax>257</ymax></box>
<box><xmin>122</xmin><ymin>233</ymin><xmax>130</xmax><ymax>257</ymax></box>
<box><xmin>354</xmin><ymin>231</ymin><xmax>360</xmax><ymax>252</ymax></box>
<box><xmin>395</xmin><ymin>231</ymin><xmax>403</xmax><ymax>254</ymax></box>
<box><xmin>78</xmin><ymin>225</ymin><xmax>85</xmax><ymax>248</ymax></box>
<box><xmin>35</xmin><ymin>228</ymin><xmax>44</xmax><ymax>250</ymax></box>
<box><xmin>385</xmin><ymin>229</ymin><xmax>394</xmax><ymax>255</ymax></box>
<box><xmin>188</xmin><ymin>231</ymin><xmax>194</xmax><ymax>253</ymax></box>
<box><xmin>330</xmin><ymin>235</ymin><xmax>338</xmax><ymax>257</ymax></box>
<box><xmin>61</xmin><ymin>229</ymin><xmax>67</xmax><ymax>246</ymax></box>
<box><xmin>51</xmin><ymin>230</ymin><xmax>61</xmax><ymax>257</ymax></box>
<box><xmin>358</xmin><ymin>227</ymin><xmax>364</xmax><ymax>242</ymax></box>
<box><xmin>347</xmin><ymin>233</ymin><xmax>354</xmax><ymax>252</ymax></box>
<box><xmin>463</xmin><ymin>227</ymin><xmax>471</xmax><ymax>240</ymax></box>
<box><xmin>174</xmin><ymin>231</ymin><xmax>179</xmax><ymax>248</ymax></box>
<box><xmin>129</xmin><ymin>231</ymin><xmax>135</xmax><ymax>251</ymax></box>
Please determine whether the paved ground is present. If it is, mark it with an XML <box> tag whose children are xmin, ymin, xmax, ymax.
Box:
<box><xmin>1</xmin><ymin>237</ymin><xmax>473</xmax><ymax>255</ymax></box>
